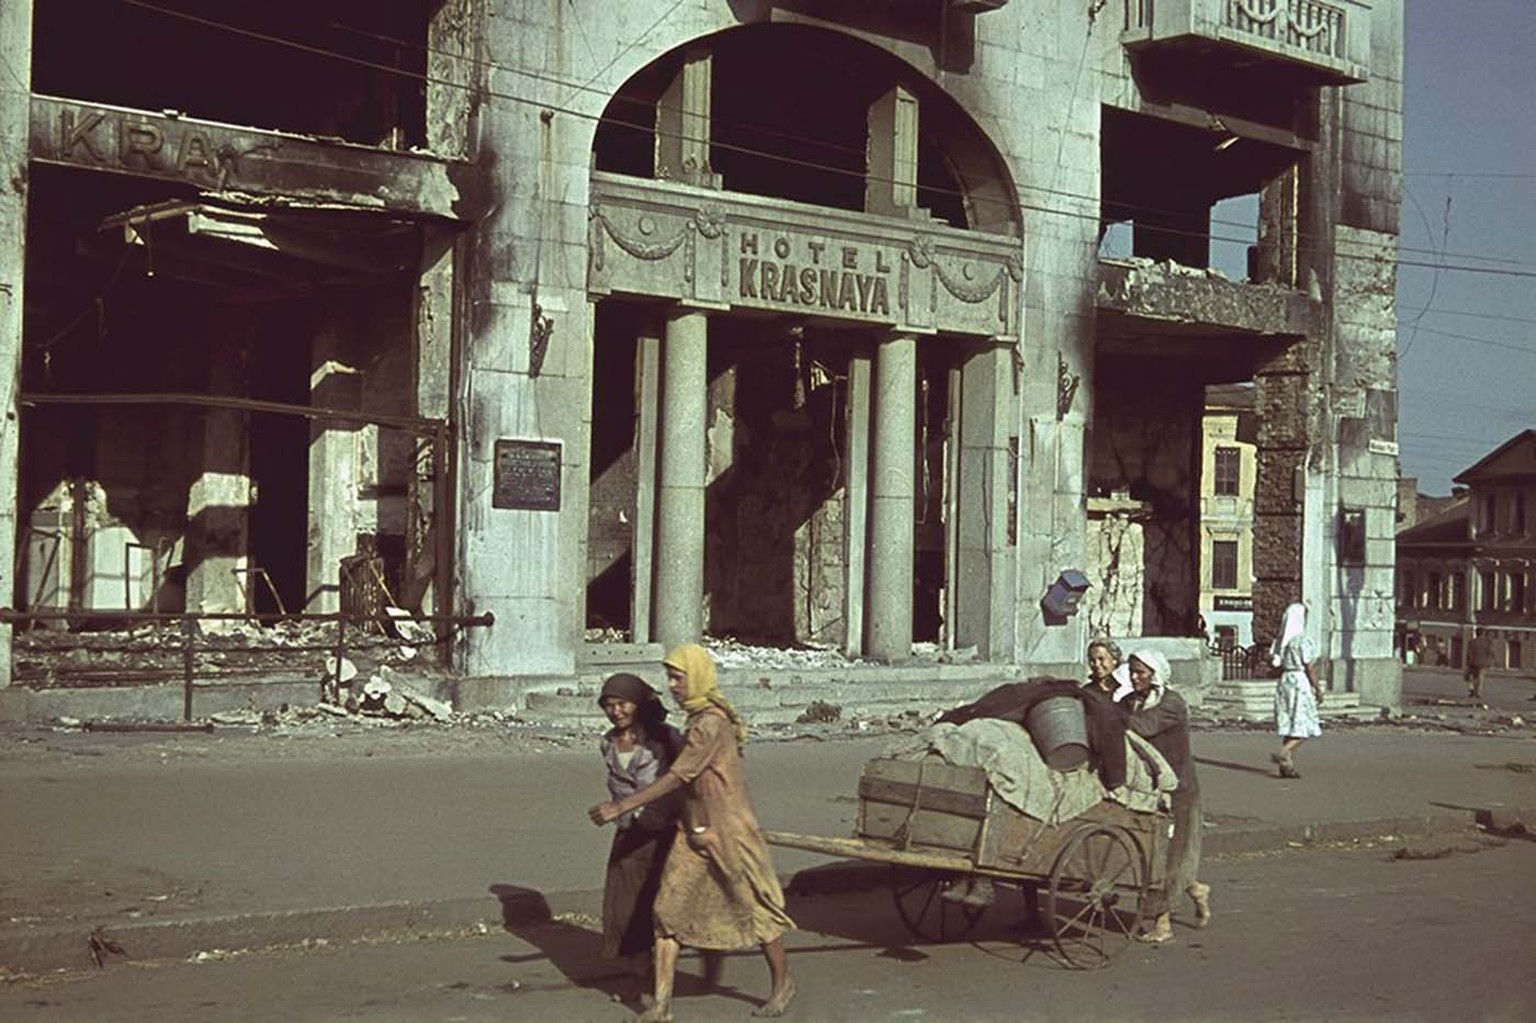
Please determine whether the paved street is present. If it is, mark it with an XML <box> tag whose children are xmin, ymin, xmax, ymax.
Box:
<box><xmin>1</xmin><ymin>664</ymin><xmax>1533</xmax><ymax>1020</ymax></box>
<box><xmin>3</xmin><ymin>837</ymin><xmax>1533</xmax><ymax>1023</ymax></box>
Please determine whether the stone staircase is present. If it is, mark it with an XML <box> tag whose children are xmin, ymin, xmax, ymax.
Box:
<box><xmin>511</xmin><ymin>644</ymin><xmax>1386</xmax><ymax>730</ymax></box>
<box><xmin>1202</xmin><ymin>679</ymin><xmax>1383</xmax><ymax>722</ymax></box>
<box><xmin>521</xmin><ymin>645</ymin><xmax>1025</xmax><ymax>729</ymax></box>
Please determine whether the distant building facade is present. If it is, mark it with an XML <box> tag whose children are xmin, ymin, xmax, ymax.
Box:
<box><xmin>1200</xmin><ymin>384</ymin><xmax>1257</xmax><ymax>652</ymax></box>
<box><xmin>1397</xmin><ymin>431</ymin><xmax>1536</xmax><ymax>672</ymax></box>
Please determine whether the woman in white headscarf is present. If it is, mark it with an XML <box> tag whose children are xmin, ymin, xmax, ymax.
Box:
<box><xmin>1124</xmin><ymin>649</ymin><xmax>1211</xmax><ymax>943</ymax></box>
<box><xmin>1271</xmin><ymin>602</ymin><xmax>1323</xmax><ymax>778</ymax></box>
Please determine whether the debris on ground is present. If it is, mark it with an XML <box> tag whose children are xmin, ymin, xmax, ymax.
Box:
<box><xmin>14</xmin><ymin>611</ymin><xmax>454</xmax><ymax>698</ymax></box>
<box><xmin>1475</xmin><ymin>807</ymin><xmax>1531</xmax><ymax>837</ymax></box>
<box><xmin>796</xmin><ymin>700</ymin><xmax>842</xmax><ymax>725</ymax></box>
<box><xmin>1389</xmin><ymin>833</ymin><xmax>1506</xmax><ymax>861</ymax></box>
<box><xmin>87</xmin><ymin>927</ymin><xmax>126</xmax><ymax>967</ymax></box>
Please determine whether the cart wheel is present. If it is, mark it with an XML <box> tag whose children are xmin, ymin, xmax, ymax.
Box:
<box><xmin>889</xmin><ymin>867</ymin><xmax>985</xmax><ymax>943</ymax></box>
<box><xmin>1042</xmin><ymin>823</ymin><xmax>1148</xmax><ymax>969</ymax></box>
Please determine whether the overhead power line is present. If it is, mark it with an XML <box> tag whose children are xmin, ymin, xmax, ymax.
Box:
<box><xmin>1402</xmin><ymin>325</ymin><xmax>1536</xmax><ymax>357</ymax></box>
<box><xmin>1404</xmin><ymin>171</ymin><xmax>1536</xmax><ymax>180</ymax></box>
<box><xmin>101</xmin><ymin>0</ymin><xmax>1536</xmax><ymax>284</ymax></box>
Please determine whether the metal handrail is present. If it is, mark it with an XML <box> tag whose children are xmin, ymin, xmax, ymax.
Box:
<box><xmin>1</xmin><ymin>607</ymin><xmax>494</xmax><ymax>721</ymax></box>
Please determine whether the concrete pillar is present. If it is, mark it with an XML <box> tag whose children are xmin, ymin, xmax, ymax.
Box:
<box><xmin>185</xmin><ymin>341</ymin><xmax>252</xmax><ymax>615</ymax></box>
<box><xmin>865</xmin><ymin>85</ymin><xmax>919</xmax><ymax>217</ymax></box>
<box><xmin>954</xmin><ymin>345</ymin><xmax>1017</xmax><ymax>658</ymax></box>
<box><xmin>652</xmin><ymin>309</ymin><xmax>707</xmax><ymax>650</ymax></box>
<box><xmin>866</xmin><ymin>333</ymin><xmax>917</xmax><ymax>661</ymax></box>
<box><xmin>1252</xmin><ymin>349</ymin><xmax>1308</xmax><ymax>645</ymax></box>
<box><xmin>407</xmin><ymin>231</ymin><xmax>456</xmax><ymax>616</ymax></box>
<box><xmin>306</xmin><ymin>334</ymin><xmax>364</xmax><ymax>614</ymax></box>
<box><xmin>843</xmin><ymin>354</ymin><xmax>872</xmax><ymax>657</ymax></box>
<box><xmin>0</xmin><ymin>0</ymin><xmax>31</xmax><ymax>684</ymax></box>
<box><xmin>655</xmin><ymin>50</ymin><xmax>715</xmax><ymax>187</ymax></box>
<box><xmin>631</xmin><ymin>328</ymin><xmax>661</xmax><ymax>644</ymax></box>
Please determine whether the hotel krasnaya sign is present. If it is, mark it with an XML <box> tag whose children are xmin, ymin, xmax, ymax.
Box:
<box><xmin>589</xmin><ymin>173</ymin><xmax>1021</xmax><ymax>341</ymax></box>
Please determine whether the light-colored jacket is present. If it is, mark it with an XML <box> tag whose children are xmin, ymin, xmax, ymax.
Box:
<box><xmin>600</xmin><ymin>727</ymin><xmax>682</xmax><ymax>830</ymax></box>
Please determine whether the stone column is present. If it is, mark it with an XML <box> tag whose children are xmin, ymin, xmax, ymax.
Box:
<box><xmin>1252</xmin><ymin>346</ymin><xmax>1309</xmax><ymax>645</ymax></box>
<box><xmin>866</xmin><ymin>333</ymin><xmax>917</xmax><ymax>661</ymax></box>
<box><xmin>306</xmin><ymin>328</ymin><xmax>364</xmax><ymax>614</ymax></box>
<box><xmin>953</xmin><ymin>345</ymin><xmax>1016</xmax><ymax>658</ymax></box>
<box><xmin>630</xmin><ymin>328</ymin><xmax>661</xmax><ymax>644</ymax></box>
<box><xmin>652</xmin><ymin>309</ymin><xmax>708</xmax><ymax>650</ymax></box>
<box><xmin>185</xmin><ymin>339</ymin><xmax>252</xmax><ymax>615</ymax></box>
<box><xmin>865</xmin><ymin>86</ymin><xmax>919</xmax><ymax>217</ymax></box>
<box><xmin>655</xmin><ymin>49</ymin><xmax>716</xmax><ymax>187</ymax></box>
<box><xmin>406</xmin><ymin>231</ymin><xmax>455</xmax><ymax>617</ymax></box>
<box><xmin>842</xmin><ymin>354</ymin><xmax>872</xmax><ymax>657</ymax></box>
<box><xmin>0</xmin><ymin>0</ymin><xmax>31</xmax><ymax>684</ymax></box>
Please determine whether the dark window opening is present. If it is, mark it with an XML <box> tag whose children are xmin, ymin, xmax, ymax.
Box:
<box><xmin>593</xmin><ymin>25</ymin><xmax>1003</xmax><ymax>232</ymax></box>
<box><xmin>1213</xmin><ymin>445</ymin><xmax>1241</xmax><ymax>496</ymax></box>
<box><xmin>1211</xmin><ymin>539</ymin><xmax>1238</xmax><ymax>590</ymax></box>
<box><xmin>585</xmin><ymin>302</ymin><xmax>643</xmax><ymax>637</ymax></box>
<box><xmin>33</xmin><ymin>0</ymin><xmax>434</xmax><ymax>149</ymax></box>
<box><xmin>1338</xmin><ymin>507</ymin><xmax>1366</xmax><ymax>566</ymax></box>
<box><xmin>1100</xmin><ymin>107</ymin><xmax>1303</xmax><ymax>279</ymax></box>
<box><xmin>17</xmin><ymin>163</ymin><xmax>423</xmax><ymax>623</ymax></box>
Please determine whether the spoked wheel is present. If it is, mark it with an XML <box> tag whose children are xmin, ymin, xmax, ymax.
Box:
<box><xmin>1043</xmin><ymin>824</ymin><xmax>1149</xmax><ymax>969</ymax></box>
<box><xmin>889</xmin><ymin>867</ymin><xmax>986</xmax><ymax>943</ymax></box>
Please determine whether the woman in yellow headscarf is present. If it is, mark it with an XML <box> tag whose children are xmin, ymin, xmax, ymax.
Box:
<box><xmin>589</xmin><ymin>644</ymin><xmax>796</xmax><ymax>1022</ymax></box>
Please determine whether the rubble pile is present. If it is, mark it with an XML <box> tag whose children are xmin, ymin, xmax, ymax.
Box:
<box><xmin>13</xmin><ymin>607</ymin><xmax>452</xmax><ymax>693</ymax></box>
<box><xmin>318</xmin><ymin>662</ymin><xmax>453</xmax><ymax>723</ymax></box>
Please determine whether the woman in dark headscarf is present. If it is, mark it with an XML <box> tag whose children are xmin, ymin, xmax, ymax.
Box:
<box><xmin>595</xmin><ymin>672</ymin><xmax>682</xmax><ymax>999</ymax></box>
<box><xmin>590</xmin><ymin>644</ymin><xmax>796</xmax><ymax>1022</ymax></box>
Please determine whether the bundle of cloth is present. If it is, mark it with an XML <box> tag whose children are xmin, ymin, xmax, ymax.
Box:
<box><xmin>883</xmin><ymin>679</ymin><xmax>1178</xmax><ymax>826</ymax></box>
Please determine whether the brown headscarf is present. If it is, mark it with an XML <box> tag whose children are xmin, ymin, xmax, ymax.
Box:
<box><xmin>597</xmin><ymin>672</ymin><xmax>656</xmax><ymax>707</ymax></box>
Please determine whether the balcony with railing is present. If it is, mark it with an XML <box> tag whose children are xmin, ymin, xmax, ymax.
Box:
<box><xmin>1123</xmin><ymin>0</ymin><xmax>1370</xmax><ymax>86</ymax></box>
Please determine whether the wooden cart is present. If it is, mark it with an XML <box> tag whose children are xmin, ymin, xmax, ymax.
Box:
<box><xmin>766</xmin><ymin>756</ymin><xmax>1169</xmax><ymax>969</ymax></box>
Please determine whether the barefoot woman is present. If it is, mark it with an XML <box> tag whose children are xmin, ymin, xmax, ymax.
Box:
<box><xmin>590</xmin><ymin>644</ymin><xmax>796</xmax><ymax>1021</ymax></box>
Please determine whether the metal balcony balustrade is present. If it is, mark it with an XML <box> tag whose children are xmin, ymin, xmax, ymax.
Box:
<box><xmin>1123</xmin><ymin>0</ymin><xmax>1369</xmax><ymax>86</ymax></box>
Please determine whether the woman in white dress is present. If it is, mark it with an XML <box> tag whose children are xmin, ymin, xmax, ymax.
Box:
<box><xmin>1271</xmin><ymin>602</ymin><xmax>1323</xmax><ymax>779</ymax></box>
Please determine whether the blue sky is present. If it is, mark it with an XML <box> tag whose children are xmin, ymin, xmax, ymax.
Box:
<box><xmin>1396</xmin><ymin>0</ymin><xmax>1536</xmax><ymax>494</ymax></box>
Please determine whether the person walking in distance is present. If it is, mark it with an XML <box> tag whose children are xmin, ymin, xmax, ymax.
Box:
<box><xmin>1270</xmin><ymin>602</ymin><xmax>1323</xmax><ymax>779</ymax></box>
<box><xmin>1466</xmin><ymin>627</ymin><xmax>1495</xmax><ymax>704</ymax></box>
<box><xmin>594</xmin><ymin>673</ymin><xmax>682</xmax><ymax>1006</ymax></box>
<box><xmin>589</xmin><ymin>644</ymin><xmax>796</xmax><ymax>1022</ymax></box>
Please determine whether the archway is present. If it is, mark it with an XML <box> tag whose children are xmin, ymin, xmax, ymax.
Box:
<box><xmin>586</xmin><ymin>24</ymin><xmax>1022</xmax><ymax>660</ymax></box>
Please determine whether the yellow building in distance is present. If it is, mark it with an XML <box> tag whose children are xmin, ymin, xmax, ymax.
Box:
<box><xmin>1200</xmin><ymin>384</ymin><xmax>1258</xmax><ymax>652</ymax></box>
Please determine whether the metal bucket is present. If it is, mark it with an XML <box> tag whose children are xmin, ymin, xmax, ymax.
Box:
<box><xmin>1024</xmin><ymin>696</ymin><xmax>1091</xmax><ymax>772</ymax></box>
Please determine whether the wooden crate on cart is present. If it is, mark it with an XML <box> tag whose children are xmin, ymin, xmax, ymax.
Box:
<box><xmin>855</xmin><ymin>755</ymin><xmax>1167</xmax><ymax>876</ymax></box>
<box><xmin>768</xmin><ymin>753</ymin><xmax>1172</xmax><ymax>968</ymax></box>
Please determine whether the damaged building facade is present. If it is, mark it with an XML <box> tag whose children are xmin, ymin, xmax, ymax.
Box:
<box><xmin>0</xmin><ymin>0</ymin><xmax>1402</xmax><ymax>708</ymax></box>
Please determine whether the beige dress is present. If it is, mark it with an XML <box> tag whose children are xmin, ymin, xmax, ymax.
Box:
<box><xmin>652</xmin><ymin>709</ymin><xmax>795</xmax><ymax>950</ymax></box>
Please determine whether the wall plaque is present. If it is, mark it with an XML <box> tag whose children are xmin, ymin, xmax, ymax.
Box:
<box><xmin>494</xmin><ymin>439</ymin><xmax>561</xmax><ymax>511</ymax></box>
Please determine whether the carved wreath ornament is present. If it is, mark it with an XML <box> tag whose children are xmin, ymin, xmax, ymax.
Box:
<box><xmin>588</xmin><ymin>203</ymin><xmax>726</xmax><ymax>291</ymax></box>
<box><xmin>588</xmin><ymin>203</ymin><xmax>688</xmax><ymax>270</ymax></box>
